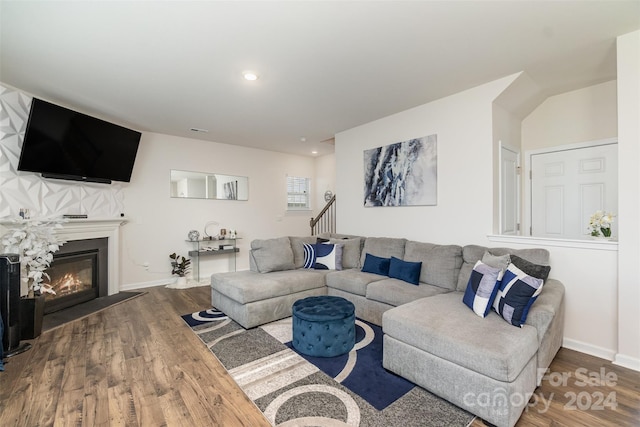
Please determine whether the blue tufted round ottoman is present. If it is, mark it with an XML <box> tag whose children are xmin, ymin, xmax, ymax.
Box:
<box><xmin>292</xmin><ymin>296</ymin><xmax>355</xmax><ymax>357</ymax></box>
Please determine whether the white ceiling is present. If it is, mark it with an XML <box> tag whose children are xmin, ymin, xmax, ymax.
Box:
<box><xmin>1</xmin><ymin>1</ymin><xmax>638</xmax><ymax>157</ymax></box>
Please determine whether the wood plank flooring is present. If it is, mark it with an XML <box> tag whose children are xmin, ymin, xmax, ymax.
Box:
<box><xmin>0</xmin><ymin>285</ymin><xmax>270</xmax><ymax>427</ymax></box>
<box><xmin>1</xmin><ymin>285</ymin><xmax>639</xmax><ymax>426</ymax></box>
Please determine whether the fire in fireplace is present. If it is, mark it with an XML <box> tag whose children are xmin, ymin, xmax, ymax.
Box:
<box><xmin>43</xmin><ymin>238</ymin><xmax>108</xmax><ymax>314</ymax></box>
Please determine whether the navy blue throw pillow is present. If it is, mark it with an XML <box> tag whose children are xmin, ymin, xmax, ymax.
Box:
<box><xmin>388</xmin><ymin>256</ymin><xmax>422</xmax><ymax>285</ymax></box>
<box><xmin>361</xmin><ymin>253</ymin><xmax>391</xmax><ymax>276</ymax></box>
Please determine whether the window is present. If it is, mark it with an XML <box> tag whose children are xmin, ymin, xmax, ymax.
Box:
<box><xmin>287</xmin><ymin>176</ymin><xmax>310</xmax><ymax>210</ymax></box>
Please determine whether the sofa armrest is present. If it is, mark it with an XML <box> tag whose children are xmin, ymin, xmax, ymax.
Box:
<box><xmin>249</xmin><ymin>250</ymin><xmax>259</xmax><ymax>272</ymax></box>
<box><xmin>524</xmin><ymin>279</ymin><xmax>565</xmax><ymax>343</ymax></box>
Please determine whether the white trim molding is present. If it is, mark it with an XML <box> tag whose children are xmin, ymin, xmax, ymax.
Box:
<box><xmin>487</xmin><ymin>234</ymin><xmax>618</xmax><ymax>251</ymax></box>
<box><xmin>563</xmin><ymin>338</ymin><xmax>616</xmax><ymax>362</ymax></box>
<box><xmin>613</xmin><ymin>354</ymin><xmax>640</xmax><ymax>372</ymax></box>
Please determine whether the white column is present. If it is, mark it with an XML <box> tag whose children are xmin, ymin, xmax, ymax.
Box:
<box><xmin>616</xmin><ymin>30</ymin><xmax>640</xmax><ymax>371</ymax></box>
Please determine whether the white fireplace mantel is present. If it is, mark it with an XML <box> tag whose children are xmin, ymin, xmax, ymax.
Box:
<box><xmin>58</xmin><ymin>218</ymin><xmax>127</xmax><ymax>296</ymax></box>
<box><xmin>1</xmin><ymin>217</ymin><xmax>127</xmax><ymax>296</ymax></box>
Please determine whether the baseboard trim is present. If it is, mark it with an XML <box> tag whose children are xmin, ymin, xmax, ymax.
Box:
<box><xmin>613</xmin><ymin>354</ymin><xmax>640</xmax><ymax>372</ymax></box>
<box><xmin>121</xmin><ymin>278</ymin><xmax>174</xmax><ymax>291</ymax></box>
<box><xmin>562</xmin><ymin>338</ymin><xmax>616</xmax><ymax>361</ymax></box>
<box><xmin>121</xmin><ymin>278</ymin><xmax>211</xmax><ymax>292</ymax></box>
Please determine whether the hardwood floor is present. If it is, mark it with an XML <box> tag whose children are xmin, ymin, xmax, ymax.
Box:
<box><xmin>2</xmin><ymin>285</ymin><xmax>638</xmax><ymax>426</ymax></box>
<box><xmin>0</xmin><ymin>285</ymin><xmax>270</xmax><ymax>427</ymax></box>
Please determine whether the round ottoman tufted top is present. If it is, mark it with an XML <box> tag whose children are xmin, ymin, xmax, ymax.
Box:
<box><xmin>292</xmin><ymin>296</ymin><xmax>355</xmax><ymax>322</ymax></box>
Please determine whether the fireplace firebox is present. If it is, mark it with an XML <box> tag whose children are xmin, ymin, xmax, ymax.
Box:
<box><xmin>43</xmin><ymin>238</ymin><xmax>108</xmax><ymax>314</ymax></box>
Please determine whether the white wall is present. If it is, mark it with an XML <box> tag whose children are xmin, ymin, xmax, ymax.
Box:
<box><xmin>496</xmin><ymin>71</ymin><xmax>638</xmax><ymax>369</ymax></box>
<box><xmin>616</xmin><ymin>30</ymin><xmax>640</xmax><ymax>370</ymax></box>
<box><xmin>314</xmin><ymin>153</ymin><xmax>336</xmax><ymax>210</ymax></box>
<box><xmin>122</xmin><ymin>132</ymin><xmax>318</xmax><ymax>286</ymax></box>
<box><xmin>335</xmin><ymin>75</ymin><xmax>517</xmax><ymax>243</ymax></box>
<box><xmin>0</xmin><ymin>85</ymin><xmax>126</xmax><ymax>218</ymax></box>
<box><xmin>335</xmin><ymin>73</ymin><xmax>636</xmax><ymax>369</ymax></box>
<box><xmin>492</xmin><ymin>103</ymin><xmax>523</xmax><ymax>233</ymax></box>
<box><xmin>488</xmin><ymin>237</ymin><xmax>619</xmax><ymax>360</ymax></box>
<box><xmin>521</xmin><ymin>80</ymin><xmax>618</xmax><ymax>151</ymax></box>
<box><xmin>516</xmin><ymin>80</ymin><xmax>627</xmax><ymax>363</ymax></box>
<box><xmin>0</xmin><ymin>82</ymin><xmax>327</xmax><ymax>288</ymax></box>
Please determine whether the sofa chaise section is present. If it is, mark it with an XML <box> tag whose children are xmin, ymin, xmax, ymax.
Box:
<box><xmin>211</xmin><ymin>269</ymin><xmax>327</xmax><ymax>329</ymax></box>
<box><xmin>383</xmin><ymin>292</ymin><xmax>539</xmax><ymax>427</ymax></box>
<box><xmin>382</xmin><ymin>246</ymin><xmax>564</xmax><ymax>427</ymax></box>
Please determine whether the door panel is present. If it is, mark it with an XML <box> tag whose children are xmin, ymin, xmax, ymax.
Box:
<box><xmin>531</xmin><ymin>143</ymin><xmax>617</xmax><ymax>239</ymax></box>
<box><xmin>543</xmin><ymin>186</ymin><xmax>563</xmax><ymax>235</ymax></box>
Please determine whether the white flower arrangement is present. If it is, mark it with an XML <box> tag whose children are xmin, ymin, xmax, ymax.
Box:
<box><xmin>1</xmin><ymin>216</ymin><xmax>67</xmax><ymax>295</ymax></box>
<box><xmin>588</xmin><ymin>210</ymin><xmax>615</xmax><ymax>238</ymax></box>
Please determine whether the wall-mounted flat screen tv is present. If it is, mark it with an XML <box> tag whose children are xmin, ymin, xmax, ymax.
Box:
<box><xmin>18</xmin><ymin>98</ymin><xmax>141</xmax><ymax>183</ymax></box>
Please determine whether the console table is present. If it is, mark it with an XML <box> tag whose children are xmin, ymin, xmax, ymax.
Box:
<box><xmin>188</xmin><ymin>238</ymin><xmax>240</xmax><ymax>283</ymax></box>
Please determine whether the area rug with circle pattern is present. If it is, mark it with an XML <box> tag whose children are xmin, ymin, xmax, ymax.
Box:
<box><xmin>182</xmin><ymin>308</ymin><xmax>475</xmax><ymax>427</ymax></box>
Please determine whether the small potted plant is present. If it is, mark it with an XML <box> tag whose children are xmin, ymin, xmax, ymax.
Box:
<box><xmin>169</xmin><ymin>253</ymin><xmax>191</xmax><ymax>288</ymax></box>
<box><xmin>1</xmin><ymin>215</ymin><xmax>66</xmax><ymax>339</ymax></box>
<box><xmin>1</xmin><ymin>216</ymin><xmax>66</xmax><ymax>296</ymax></box>
<box><xmin>588</xmin><ymin>210</ymin><xmax>615</xmax><ymax>239</ymax></box>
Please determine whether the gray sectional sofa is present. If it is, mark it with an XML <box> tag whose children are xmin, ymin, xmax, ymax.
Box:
<box><xmin>210</xmin><ymin>233</ymin><xmax>565</xmax><ymax>427</ymax></box>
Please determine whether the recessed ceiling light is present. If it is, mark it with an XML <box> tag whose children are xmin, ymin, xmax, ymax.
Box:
<box><xmin>243</xmin><ymin>71</ymin><xmax>259</xmax><ymax>81</ymax></box>
<box><xmin>190</xmin><ymin>127</ymin><xmax>209</xmax><ymax>133</ymax></box>
<box><xmin>311</xmin><ymin>150</ymin><xmax>318</xmax><ymax>155</ymax></box>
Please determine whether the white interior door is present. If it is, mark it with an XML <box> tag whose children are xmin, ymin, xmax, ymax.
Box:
<box><xmin>500</xmin><ymin>144</ymin><xmax>520</xmax><ymax>235</ymax></box>
<box><xmin>530</xmin><ymin>143</ymin><xmax>617</xmax><ymax>239</ymax></box>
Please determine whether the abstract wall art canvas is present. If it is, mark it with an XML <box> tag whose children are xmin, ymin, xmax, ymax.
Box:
<box><xmin>364</xmin><ymin>134</ymin><xmax>437</xmax><ymax>207</ymax></box>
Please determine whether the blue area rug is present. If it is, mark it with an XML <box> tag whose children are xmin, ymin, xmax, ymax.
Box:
<box><xmin>286</xmin><ymin>320</ymin><xmax>414</xmax><ymax>410</ymax></box>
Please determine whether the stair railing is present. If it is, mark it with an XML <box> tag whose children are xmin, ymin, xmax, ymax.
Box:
<box><xmin>310</xmin><ymin>195</ymin><xmax>336</xmax><ymax>236</ymax></box>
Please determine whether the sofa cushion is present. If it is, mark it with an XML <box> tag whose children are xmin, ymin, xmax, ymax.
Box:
<box><xmin>367</xmin><ymin>278</ymin><xmax>449</xmax><ymax>307</ymax></box>
<box><xmin>325</xmin><ymin>269</ymin><xmax>387</xmax><ymax>297</ymax></box>
<box><xmin>462</xmin><ymin>260</ymin><xmax>502</xmax><ymax>317</ymax></box>
<box><xmin>382</xmin><ymin>292</ymin><xmax>538</xmax><ymax>383</ymax></box>
<box><xmin>361</xmin><ymin>253</ymin><xmax>391</xmax><ymax>276</ymax></box>
<box><xmin>457</xmin><ymin>245</ymin><xmax>550</xmax><ymax>292</ymax></box>
<box><xmin>523</xmin><ymin>279</ymin><xmax>564</xmax><ymax>343</ymax></box>
<box><xmin>388</xmin><ymin>256</ymin><xmax>421</xmax><ymax>285</ymax></box>
<box><xmin>251</xmin><ymin>237</ymin><xmax>295</xmax><ymax>273</ymax></box>
<box><xmin>290</xmin><ymin>236</ymin><xmax>318</xmax><ymax>268</ymax></box>
<box><xmin>493</xmin><ymin>264</ymin><xmax>544</xmax><ymax>327</ymax></box>
<box><xmin>212</xmin><ymin>269</ymin><xmax>327</xmax><ymax>304</ymax></box>
<box><xmin>360</xmin><ymin>237</ymin><xmax>406</xmax><ymax>266</ymax></box>
<box><xmin>404</xmin><ymin>241</ymin><xmax>463</xmax><ymax>290</ymax></box>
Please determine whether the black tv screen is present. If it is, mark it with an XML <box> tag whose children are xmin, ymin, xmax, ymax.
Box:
<box><xmin>18</xmin><ymin>98</ymin><xmax>141</xmax><ymax>183</ymax></box>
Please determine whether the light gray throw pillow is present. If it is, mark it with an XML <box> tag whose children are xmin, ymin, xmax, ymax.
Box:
<box><xmin>481</xmin><ymin>251</ymin><xmax>511</xmax><ymax>271</ymax></box>
<box><xmin>329</xmin><ymin>237</ymin><xmax>362</xmax><ymax>269</ymax></box>
<box><xmin>250</xmin><ymin>237</ymin><xmax>295</xmax><ymax>273</ymax></box>
<box><xmin>289</xmin><ymin>236</ymin><xmax>317</xmax><ymax>269</ymax></box>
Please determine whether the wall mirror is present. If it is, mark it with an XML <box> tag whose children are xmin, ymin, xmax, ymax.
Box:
<box><xmin>170</xmin><ymin>170</ymin><xmax>248</xmax><ymax>200</ymax></box>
